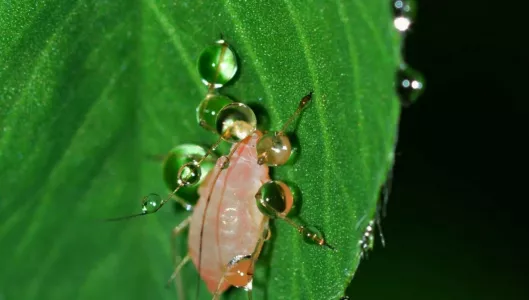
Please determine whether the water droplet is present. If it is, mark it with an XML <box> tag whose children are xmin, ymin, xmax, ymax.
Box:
<box><xmin>300</xmin><ymin>225</ymin><xmax>324</xmax><ymax>246</ymax></box>
<box><xmin>177</xmin><ymin>161</ymin><xmax>202</xmax><ymax>186</ymax></box>
<box><xmin>392</xmin><ymin>0</ymin><xmax>416</xmax><ymax>33</ymax></box>
<box><xmin>255</xmin><ymin>181</ymin><xmax>293</xmax><ymax>217</ymax></box>
<box><xmin>197</xmin><ymin>40</ymin><xmax>238</xmax><ymax>88</ymax></box>
<box><xmin>216</xmin><ymin>102</ymin><xmax>257</xmax><ymax>143</ymax></box>
<box><xmin>396</xmin><ymin>64</ymin><xmax>424</xmax><ymax>106</ymax></box>
<box><xmin>256</xmin><ymin>132</ymin><xmax>292</xmax><ymax>166</ymax></box>
<box><xmin>141</xmin><ymin>193</ymin><xmax>162</xmax><ymax>213</ymax></box>
<box><xmin>163</xmin><ymin>144</ymin><xmax>216</xmax><ymax>200</ymax></box>
<box><xmin>196</xmin><ymin>94</ymin><xmax>234</xmax><ymax>131</ymax></box>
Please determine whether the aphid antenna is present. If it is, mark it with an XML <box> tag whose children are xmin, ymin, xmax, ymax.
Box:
<box><xmin>279</xmin><ymin>91</ymin><xmax>314</xmax><ymax>134</ymax></box>
<box><xmin>278</xmin><ymin>214</ymin><xmax>337</xmax><ymax>251</ymax></box>
<box><xmin>104</xmin><ymin>133</ymin><xmax>229</xmax><ymax>222</ymax></box>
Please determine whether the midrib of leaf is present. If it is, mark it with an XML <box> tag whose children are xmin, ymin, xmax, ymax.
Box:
<box><xmin>281</xmin><ymin>1</ymin><xmax>344</xmax><ymax>297</ymax></box>
<box><xmin>220</xmin><ymin>0</ymin><xmax>282</xmax><ymax>123</ymax></box>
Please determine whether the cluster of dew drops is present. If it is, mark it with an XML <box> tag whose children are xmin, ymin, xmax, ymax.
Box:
<box><xmin>125</xmin><ymin>36</ymin><xmax>328</xmax><ymax>253</ymax></box>
<box><xmin>393</xmin><ymin>0</ymin><xmax>425</xmax><ymax>106</ymax></box>
<box><xmin>340</xmin><ymin>1</ymin><xmax>423</xmax><ymax>299</ymax></box>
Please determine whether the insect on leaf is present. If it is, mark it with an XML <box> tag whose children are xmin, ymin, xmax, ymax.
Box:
<box><xmin>0</xmin><ymin>1</ymin><xmax>401</xmax><ymax>299</ymax></box>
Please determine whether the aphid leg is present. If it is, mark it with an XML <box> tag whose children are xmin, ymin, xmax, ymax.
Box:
<box><xmin>166</xmin><ymin>216</ymin><xmax>192</xmax><ymax>299</ymax></box>
<box><xmin>211</xmin><ymin>218</ymin><xmax>270</xmax><ymax>300</ymax></box>
<box><xmin>257</xmin><ymin>92</ymin><xmax>313</xmax><ymax>166</ymax></box>
<box><xmin>168</xmin><ymin>216</ymin><xmax>192</xmax><ymax>283</ymax></box>
<box><xmin>170</xmin><ymin>255</ymin><xmax>190</xmax><ymax>300</ymax></box>
<box><xmin>255</xmin><ymin>181</ymin><xmax>335</xmax><ymax>250</ymax></box>
<box><xmin>171</xmin><ymin>194</ymin><xmax>194</xmax><ymax>212</ymax></box>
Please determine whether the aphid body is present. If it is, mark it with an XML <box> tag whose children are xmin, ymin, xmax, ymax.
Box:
<box><xmin>188</xmin><ymin>132</ymin><xmax>270</xmax><ymax>293</ymax></box>
<box><xmin>107</xmin><ymin>39</ymin><xmax>331</xmax><ymax>299</ymax></box>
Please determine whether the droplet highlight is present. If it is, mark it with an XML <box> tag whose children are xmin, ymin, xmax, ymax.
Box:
<box><xmin>396</xmin><ymin>64</ymin><xmax>424</xmax><ymax>106</ymax></box>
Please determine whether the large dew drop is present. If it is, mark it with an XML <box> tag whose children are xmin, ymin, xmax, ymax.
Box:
<box><xmin>163</xmin><ymin>144</ymin><xmax>216</xmax><ymax>201</ymax></box>
<box><xmin>197</xmin><ymin>40</ymin><xmax>238</xmax><ymax>88</ymax></box>
<box><xmin>255</xmin><ymin>181</ymin><xmax>293</xmax><ymax>217</ymax></box>
<box><xmin>196</xmin><ymin>94</ymin><xmax>234</xmax><ymax>131</ymax></box>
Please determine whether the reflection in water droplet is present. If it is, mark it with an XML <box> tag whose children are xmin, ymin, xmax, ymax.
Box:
<box><xmin>163</xmin><ymin>144</ymin><xmax>216</xmax><ymax>201</ymax></box>
<box><xmin>396</xmin><ymin>64</ymin><xmax>424</xmax><ymax>106</ymax></box>
<box><xmin>392</xmin><ymin>0</ymin><xmax>416</xmax><ymax>33</ymax></box>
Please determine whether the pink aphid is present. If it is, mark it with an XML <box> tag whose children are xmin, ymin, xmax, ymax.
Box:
<box><xmin>188</xmin><ymin>132</ymin><xmax>270</xmax><ymax>294</ymax></box>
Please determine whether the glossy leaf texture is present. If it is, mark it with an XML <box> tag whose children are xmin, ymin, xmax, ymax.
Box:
<box><xmin>0</xmin><ymin>1</ymin><xmax>401</xmax><ymax>299</ymax></box>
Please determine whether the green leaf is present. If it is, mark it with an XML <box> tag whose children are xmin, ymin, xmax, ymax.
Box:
<box><xmin>0</xmin><ymin>1</ymin><xmax>401</xmax><ymax>299</ymax></box>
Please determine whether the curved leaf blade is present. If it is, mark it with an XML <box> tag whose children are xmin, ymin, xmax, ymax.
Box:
<box><xmin>0</xmin><ymin>1</ymin><xmax>401</xmax><ymax>299</ymax></box>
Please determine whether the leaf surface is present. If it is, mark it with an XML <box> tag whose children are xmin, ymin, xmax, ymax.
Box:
<box><xmin>0</xmin><ymin>1</ymin><xmax>401</xmax><ymax>299</ymax></box>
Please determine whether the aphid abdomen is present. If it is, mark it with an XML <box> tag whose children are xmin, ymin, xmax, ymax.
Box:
<box><xmin>188</xmin><ymin>133</ymin><xmax>270</xmax><ymax>293</ymax></box>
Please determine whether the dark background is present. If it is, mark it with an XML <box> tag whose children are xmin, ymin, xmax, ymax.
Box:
<box><xmin>347</xmin><ymin>1</ymin><xmax>529</xmax><ymax>299</ymax></box>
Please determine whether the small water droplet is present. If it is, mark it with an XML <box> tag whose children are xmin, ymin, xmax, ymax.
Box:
<box><xmin>141</xmin><ymin>193</ymin><xmax>162</xmax><ymax>213</ymax></box>
<box><xmin>300</xmin><ymin>225</ymin><xmax>324</xmax><ymax>246</ymax></box>
<box><xmin>396</xmin><ymin>64</ymin><xmax>424</xmax><ymax>106</ymax></box>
